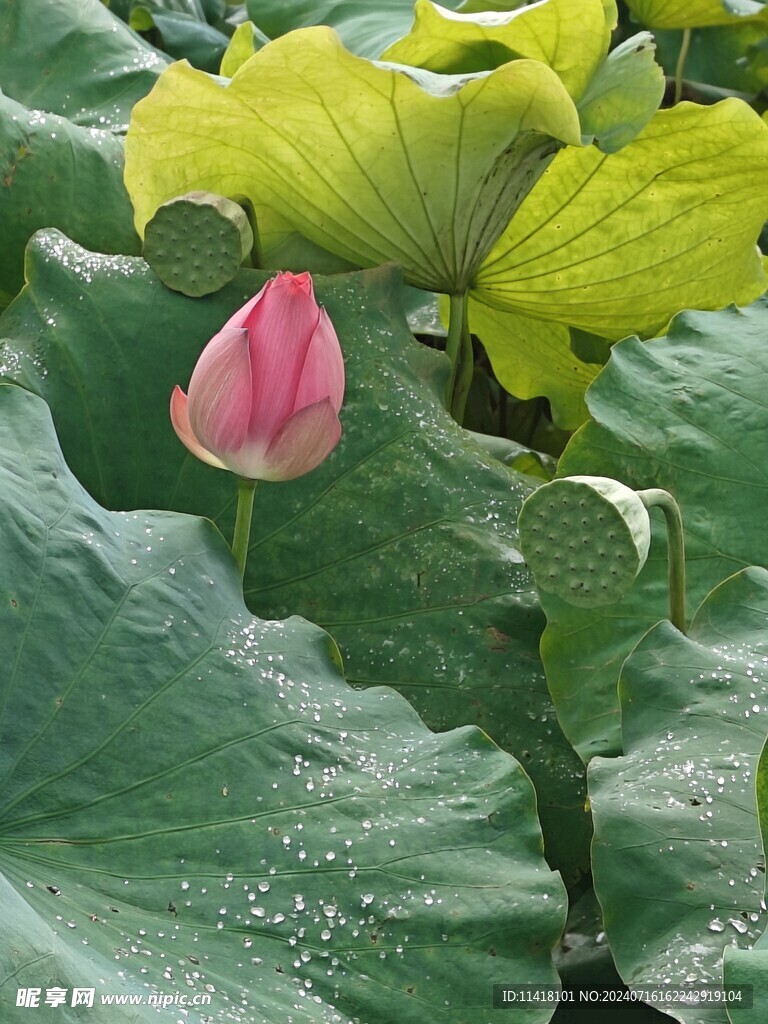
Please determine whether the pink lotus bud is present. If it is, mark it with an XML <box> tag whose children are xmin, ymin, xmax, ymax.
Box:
<box><xmin>171</xmin><ymin>272</ymin><xmax>345</xmax><ymax>481</ymax></box>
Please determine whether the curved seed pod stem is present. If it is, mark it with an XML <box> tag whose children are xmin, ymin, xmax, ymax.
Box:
<box><xmin>637</xmin><ymin>488</ymin><xmax>686</xmax><ymax>634</ymax></box>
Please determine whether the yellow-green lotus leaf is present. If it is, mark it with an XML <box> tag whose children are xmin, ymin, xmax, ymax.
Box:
<box><xmin>466</xmin><ymin>298</ymin><xmax>599</xmax><ymax>429</ymax></box>
<box><xmin>473</xmin><ymin>100</ymin><xmax>768</xmax><ymax>339</ymax></box>
<box><xmin>125</xmin><ymin>26</ymin><xmax>581</xmax><ymax>294</ymax></box>
<box><xmin>459</xmin><ymin>0</ymin><xmax>537</xmax><ymax>11</ymax></box>
<box><xmin>625</xmin><ymin>0</ymin><xmax>768</xmax><ymax>29</ymax></box>
<box><xmin>219</xmin><ymin>21</ymin><xmax>269</xmax><ymax>77</ymax></box>
<box><xmin>382</xmin><ymin>1</ymin><xmax>662</xmax><ymax>152</ymax></box>
<box><xmin>383</xmin><ymin>0</ymin><xmax>616</xmax><ymax>100</ymax></box>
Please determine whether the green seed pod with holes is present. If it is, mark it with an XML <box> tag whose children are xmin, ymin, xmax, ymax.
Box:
<box><xmin>518</xmin><ymin>475</ymin><xmax>652</xmax><ymax>608</ymax></box>
<box><xmin>142</xmin><ymin>191</ymin><xmax>254</xmax><ymax>297</ymax></box>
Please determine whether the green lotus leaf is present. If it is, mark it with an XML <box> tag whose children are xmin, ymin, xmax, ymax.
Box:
<box><xmin>0</xmin><ymin>0</ymin><xmax>168</xmax><ymax>130</ymax></box>
<box><xmin>129</xmin><ymin>3</ymin><xmax>231</xmax><ymax>72</ymax></box>
<box><xmin>246</xmin><ymin>0</ymin><xmax>423</xmax><ymax>57</ymax></box>
<box><xmin>568</xmin><ymin>328</ymin><xmax>611</xmax><ymax>367</ymax></box>
<box><xmin>576</xmin><ymin>32</ymin><xmax>665</xmax><ymax>153</ymax></box>
<box><xmin>536</xmin><ymin>298</ymin><xmax>768</xmax><ymax>761</ymax></box>
<box><xmin>589</xmin><ymin>567</ymin><xmax>768</xmax><ymax>1019</ymax></box>
<box><xmin>464</xmin><ymin>297</ymin><xmax>599</xmax><ymax>430</ymax></box>
<box><xmin>553</xmin><ymin>888</ymin><xmax>619</xmax><ymax>990</ymax></box>
<box><xmin>473</xmin><ymin>100</ymin><xmax>768</xmax><ymax>340</ymax></box>
<box><xmin>0</xmin><ymin>232</ymin><xmax>591</xmax><ymax>884</ymax></box>
<box><xmin>725</xmin><ymin>736</ymin><xmax>768</xmax><ymax>1016</ymax></box>
<box><xmin>653</xmin><ymin>20</ymin><xmax>768</xmax><ymax>95</ymax></box>
<box><xmin>722</xmin><ymin>732</ymin><xmax>768</xmax><ymax>1023</ymax></box>
<box><xmin>125</xmin><ymin>26</ymin><xmax>582</xmax><ymax>294</ymax></box>
<box><xmin>724</xmin><ymin>941</ymin><xmax>768</xmax><ymax>1024</ymax></box>
<box><xmin>0</xmin><ymin>381</ymin><xmax>567</xmax><ymax>1023</ymax></box>
<box><xmin>624</xmin><ymin>0</ymin><xmax>768</xmax><ymax>29</ymax></box>
<box><xmin>760</xmin><ymin>738</ymin><xmax>768</xmax><ymax>867</ymax></box>
<box><xmin>243</xmin><ymin>0</ymin><xmax>529</xmax><ymax>59</ymax></box>
<box><xmin>0</xmin><ymin>92</ymin><xmax>141</xmax><ymax>309</ymax></box>
<box><xmin>381</xmin><ymin>0</ymin><xmax>616</xmax><ymax>100</ymax></box>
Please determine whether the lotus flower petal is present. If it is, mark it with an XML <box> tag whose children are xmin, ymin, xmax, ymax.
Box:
<box><xmin>262</xmin><ymin>398</ymin><xmax>342</xmax><ymax>481</ymax></box>
<box><xmin>169</xmin><ymin>386</ymin><xmax>228</xmax><ymax>470</ymax></box>
<box><xmin>187</xmin><ymin>327</ymin><xmax>253</xmax><ymax>459</ymax></box>
<box><xmin>244</xmin><ymin>274</ymin><xmax>323</xmax><ymax>440</ymax></box>
<box><xmin>293</xmin><ymin>309</ymin><xmax>346</xmax><ymax>414</ymax></box>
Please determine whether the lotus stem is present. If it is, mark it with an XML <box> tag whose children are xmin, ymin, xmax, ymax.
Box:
<box><xmin>241</xmin><ymin>198</ymin><xmax>263</xmax><ymax>268</ymax></box>
<box><xmin>674</xmin><ymin>28</ymin><xmax>691</xmax><ymax>105</ymax></box>
<box><xmin>232</xmin><ymin>477</ymin><xmax>257</xmax><ymax>580</ymax></box>
<box><xmin>638</xmin><ymin>488</ymin><xmax>686</xmax><ymax>634</ymax></box>
<box><xmin>444</xmin><ymin>290</ymin><xmax>473</xmax><ymax>424</ymax></box>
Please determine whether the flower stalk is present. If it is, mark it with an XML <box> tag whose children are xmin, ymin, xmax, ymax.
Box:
<box><xmin>232</xmin><ymin>478</ymin><xmax>257</xmax><ymax>579</ymax></box>
<box><xmin>638</xmin><ymin>488</ymin><xmax>686</xmax><ymax>633</ymax></box>
<box><xmin>445</xmin><ymin>290</ymin><xmax>473</xmax><ymax>424</ymax></box>
<box><xmin>673</xmin><ymin>28</ymin><xmax>691</xmax><ymax>105</ymax></box>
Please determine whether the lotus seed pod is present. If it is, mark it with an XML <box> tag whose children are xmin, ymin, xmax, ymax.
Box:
<box><xmin>143</xmin><ymin>191</ymin><xmax>254</xmax><ymax>297</ymax></box>
<box><xmin>518</xmin><ymin>475</ymin><xmax>652</xmax><ymax>608</ymax></box>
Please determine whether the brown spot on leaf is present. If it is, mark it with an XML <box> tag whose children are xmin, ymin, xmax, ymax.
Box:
<box><xmin>486</xmin><ymin>626</ymin><xmax>510</xmax><ymax>652</ymax></box>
